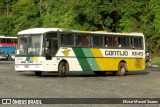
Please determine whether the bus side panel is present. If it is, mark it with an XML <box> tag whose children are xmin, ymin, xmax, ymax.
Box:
<box><xmin>125</xmin><ymin>58</ymin><xmax>146</xmax><ymax>71</ymax></box>
<box><xmin>63</xmin><ymin>58</ymin><xmax>83</xmax><ymax>71</ymax></box>
<box><xmin>62</xmin><ymin>57</ymin><xmax>145</xmax><ymax>71</ymax></box>
<box><xmin>111</xmin><ymin>58</ymin><xmax>146</xmax><ymax>71</ymax></box>
<box><xmin>42</xmin><ymin>57</ymin><xmax>58</xmax><ymax>71</ymax></box>
<box><xmin>56</xmin><ymin>47</ymin><xmax>146</xmax><ymax>72</ymax></box>
<box><xmin>93</xmin><ymin>58</ymin><xmax>146</xmax><ymax>71</ymax></box>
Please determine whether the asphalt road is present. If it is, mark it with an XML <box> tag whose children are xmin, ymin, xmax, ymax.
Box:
<box><xmin>0</xmin><ymin>61</ymin><xmax>160</xmax><ymax>106</ymax></box>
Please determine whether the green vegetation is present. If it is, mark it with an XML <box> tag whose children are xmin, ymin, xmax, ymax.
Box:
<box><xmin>0</xmin><ymin>0</ymin><xmax>160</xmax><ymax>55</ymax></box>
<box><xmin>151</xmin><ymin>56</ymin><xmax>160</xmax><ymax>66</ymax></box>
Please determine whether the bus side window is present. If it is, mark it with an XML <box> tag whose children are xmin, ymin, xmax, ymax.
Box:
<box><xmin>130</xmin><ymin>37</ymin><xmax>135</xmax><ymax>49</ymax></box>
<box><xmin>105</xmin><ymin>37</ymin><xmax>109</xmax><ymax>47</ymax></box>
<box><xmin>113</xmin><ymin>37</ymin><xmax>117</xmax><ymax>46</ymax></box>
<box><xmin>133</xmin><ymin>37</ymin><xmax>143</xmax><ymax>49</ymax></box>
<box><xmin>76</xmin><ymin>35</ymin><xmax>83</xmax><ymax>46</ymax></box>
<box><xmin>105</xmin><ymin>36</ymin><xmax>113</xmax><ymax>47</ymax></box>
<box><xmin>12</xmin><ymin>39</ymin><xmax>17</xmax><ymax>44</ymax></box>
<box><xmin>90</xmin><ymin>36</ymin><xmax>93</xmax><ymax>46</ymax></box>
<box><xmin>61</xmin><ymin>34</ymin><xmax>68</xmax><ymax>45</ymax></box>
<box><xmin>76</xmin><ymin>35</ymin><xmax>89</xmax><ymax>46</ymax></box>
<box><xmin>83</xmin><ymin>35</ymin><xmax>89</xmax><ymax>46</ymax></box>
<box><xmin>8</xmin><ymin>38</ymin><xmax>12</xmax><ymax>43</ymax></box>
<box><xmin>93</xmin><ymin>36</ymin><xmax>99</xmax><ymax>46</ymax></box>
<box><xmin>118</xmin><ymin>37</ymin><xmax>121</xmax><ymax>47</ymax></box>
<box><xmin>61</xmin><ymin>34</ymin><xmax>74</xmax><ymax>46</ymax></box>
<box><xmin>1</xmin><ymin>38</ymin><xmax>5</xmax><ymax>43</ymax></box>
<box><xmin>114</xmin><ymin>37</ymin><xmax>121</xmax><ymax>47</ymax></box>
<box><xmin>120</xmin><ymin>37</ymin><xmax>128</xmax><ymax>48</ymax></box>
<box><xmin>68</xmin><ymin>34</ymin><xmax>74</xmax><ymax>45</ymax></box>
<box><xmin>99</xmin><ymin>36</ymin><xmax>103</xmax><ymax>46</ymax></box>
<box><xmin>92</xmin><ymin>35</ymin><xmax>103</xmax><ymax>47</ymax></box>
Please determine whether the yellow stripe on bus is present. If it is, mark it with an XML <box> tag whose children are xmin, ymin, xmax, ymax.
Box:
<box><xmin>34</xmin><ymin>57</ymin><xmax>39</xmax><ymax>62</ymax></box>
<box><xmin>90</xmin><ymin>48</ymin><xmax>106</xmax><ymax>70</ymax></box>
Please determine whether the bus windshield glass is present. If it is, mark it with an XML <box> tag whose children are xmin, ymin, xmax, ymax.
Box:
<box><xmin>18</xmin><ymin>34</ymin><xmax>43</xmax><ymax>55</ymax></box>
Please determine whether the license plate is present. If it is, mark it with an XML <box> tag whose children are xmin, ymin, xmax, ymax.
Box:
<box><xmin>24</xmin><ymin>65</ymin><xmax>29</xmax><ymax>68</ymax></box>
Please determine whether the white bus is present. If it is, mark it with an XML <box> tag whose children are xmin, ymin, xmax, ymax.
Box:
<box><xmin>15</xmin><ymin>28</ymin><xmax>146</xmax><ymax>77</ymax></box>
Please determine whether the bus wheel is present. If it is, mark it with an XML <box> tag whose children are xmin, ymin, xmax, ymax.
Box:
<box><xmin>94</xmin><ymin>71</ymin><xmax>106</xmax><ymax>76</ymax></box>
<box><xmin>58</xmin><ymin>62</ymin><xmax>67</xmax><ymax>77</ymax></box>
<box><xmin>35</xmin><ymin>71</ymin><xmax>42</xmax><ymax>76</ymax></box>
<box><xmin>117</xmin><ymin>62</ymin><xmax>126</xmax><ymax>76</ymax></box>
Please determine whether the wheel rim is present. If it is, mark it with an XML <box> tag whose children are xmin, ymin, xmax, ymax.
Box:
<box><xmin>120</xmin><ymin>66</ymin><xmax>125</xmax><ymax>73</ymax></box>
<box><xmin>62</xmin><ymin>65</ymin><xmax>66</xmax><ymax>73</ymax></box>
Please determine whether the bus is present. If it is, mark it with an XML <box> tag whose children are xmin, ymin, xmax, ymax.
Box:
<box><xmin>0</xmin><ymin>36</ymin><xmax>17</xmax><ymax>60</ymax></box>
<box><xmin>15</xmin><ymin>28</ymin><xmax>146</xmax><ymax>77</ymax></box>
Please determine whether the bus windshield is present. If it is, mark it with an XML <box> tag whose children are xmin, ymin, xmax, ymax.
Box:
<box><xmin>18</xmin><ymin>34</ymin><xmax>43</xmax><ymax>55</ymax></box>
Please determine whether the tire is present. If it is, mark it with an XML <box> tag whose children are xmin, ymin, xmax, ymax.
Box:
<box><xmin>58</xmin><ymin>62</ymin><xmax>67</xmax><ymax>77</ymax></box>
<box><xmin>35</xmin><ymin>71</ymin><xmax>42</xmax><ymax>76</ymax></box>
<box><xmin>94</xmin><ymin>71</ymin><xmax>106</xmax><ymax>76</ymax></box>
<box><xmin>117</xmin><ymin>62</ymin><xmax>127</xmax><ymax>76</ymax></box>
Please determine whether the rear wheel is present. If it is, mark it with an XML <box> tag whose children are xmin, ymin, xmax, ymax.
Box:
<box><xmin>35</xmin><ymin>71</ymin><xmax>42</xmax><ymax>76</ymax></box>
<box><xmin>117</xmin><ymin>62</ymin><xmax>127</xmax><ymax>76</ymax></box>
<box><xmin>58</xmin><ymin>62</ymin><xmax>68</xmax><ymax>77</ymax></box>
<box><xmin>94</xmin><ymin>71</ymin><xmax>106</xmax><ymax>76</ymax></box>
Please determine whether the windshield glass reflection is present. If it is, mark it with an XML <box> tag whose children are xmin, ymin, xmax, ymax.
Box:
<box><xmin>18</xmin><ymin>34</ymin><xmax>43</xmax><ymax>55</ymax></box>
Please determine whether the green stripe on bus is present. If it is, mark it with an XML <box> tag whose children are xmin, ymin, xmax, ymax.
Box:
<box><xmin>73</xmin><ymin>48</ymin><xmax>92</xmax><ymax>71</ymax></box>
<box><xmin>29</xmin><ymin>57</ymin><xmax>34</xmax><ymax>61</ymax></box>
<box><xmin>82</xmin><ymin>48</ymin><xmax>92</xmax><ymax>57</ymax></box>
<box><xmin>25</xmin><ymin>57</ymin><xmax>30</xmax><ymax>61</ymax></box>
<box><xmin>82</xmin><ymin>48</ymin><xmax>100</xmax><ymax>71</ymax></box>
<box><xmin>86</xmin><ymin>58</ymin><xmax>100</xmax><ymax>71</ymax></box>
<box><xmin>25</xmin><ymin>57</ymin><xmax>34</xmax><ymax>61</ymax></box>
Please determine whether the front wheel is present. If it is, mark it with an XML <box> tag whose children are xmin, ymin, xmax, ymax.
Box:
<box><xmin>58</xmin><ymin>62</ymin><xmax>68</xmax><ymax>77</ymax></box>
<box><xmin>35</xmin><ymin>71</ymin><xmax>42</xmax><ymax>76</ymax></box>
<box><xmin>117</xmin><ymin>62</ymin><xmax>127</xmax><ymax>76</ymax></box>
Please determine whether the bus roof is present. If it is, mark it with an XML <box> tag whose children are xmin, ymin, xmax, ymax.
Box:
<box><xmin>0</xmin><ymin>36</ymin><xmax>17</xmax><ymax>39</ymax></box>
<box><xmin>92</xmin><ymin>31</ymin><xmax>144</xmax><ymax>36</ymax></box>
<box><xmin>18</xmin><ymin>28</ymin><xmax>63</xmax><ymax>35</ymax></box>
<box><xmin>17</xmin><ymin>28</ymin><xmax>144</xmax><ymax>37</ymax></box>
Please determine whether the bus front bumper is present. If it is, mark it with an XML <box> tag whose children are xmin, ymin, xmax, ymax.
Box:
<box><xmin>15</xmin><ymin>64</ymin><xmax>43</xmax><ymax>71</ymax></box>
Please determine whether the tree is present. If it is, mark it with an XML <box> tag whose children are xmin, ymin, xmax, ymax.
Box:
<box><xmin>12</xmin><ymin>0</ymin><xmax>41</xmax><ymax>34</ymax></box>
<box><xmin>0</xmin><ymin>0</ymin><xmax>159</xmax><ymax>54</ymax></box>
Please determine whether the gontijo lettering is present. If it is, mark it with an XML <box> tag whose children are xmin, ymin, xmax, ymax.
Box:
<box><xmin>105</xmin><ymin>50</ymin><xmax>128</xmax><ymax>56</ymax></box>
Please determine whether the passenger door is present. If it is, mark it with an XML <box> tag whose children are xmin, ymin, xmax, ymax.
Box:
<box><xmin>45</xmin><ymin>33</ymin><xmax>58</xmax><ymax>60</ymax></box>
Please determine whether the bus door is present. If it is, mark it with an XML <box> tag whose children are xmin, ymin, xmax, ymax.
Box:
<box><xmin>45</xmin><ymin>33</ymin><xmax>58</xmax><ymax>60</ymax></box>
